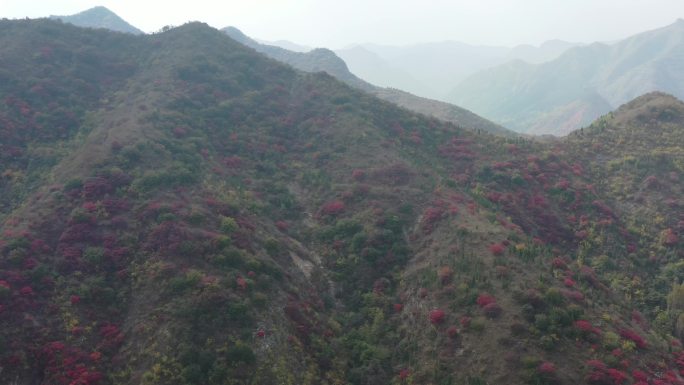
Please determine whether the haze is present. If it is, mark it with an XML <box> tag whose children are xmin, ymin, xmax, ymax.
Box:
<box><xmin>3</xmin><ymin>0</ymin><xmax>684</xmax><ymax>48</ymax></box>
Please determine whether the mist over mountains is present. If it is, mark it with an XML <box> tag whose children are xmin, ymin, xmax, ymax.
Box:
<box><xmin>449</xmin><ymin>19</ymin><xmax>684</xmax><ymax>135</ymax></box>
<box><xmin>335</xmin><ymin>40</ymin><xmax>580</xmax><ymax>101</ymax></box>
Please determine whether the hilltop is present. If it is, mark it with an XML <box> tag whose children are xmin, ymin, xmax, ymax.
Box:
<box><xmin>0</xmin><ymin>19</ymin><xmax>682</xmax><ymax>385</ymax></box>
<box><xmin>50</xmin><ymin>6</ymin><xmax>143</xmax><ymax>34</ymax></box>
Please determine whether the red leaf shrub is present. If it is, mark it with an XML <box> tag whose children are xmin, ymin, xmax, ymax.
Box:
<box><xmin>446</xmin><ymin>326</ymin><xmax>459</xmax><ymax>338</ymax></box>
<box><xmin>662</xmin><ymin>228</ymin><xmax>679</xmax><ymax>246</ymax></box>
<box><xmin>564</xmin><ymin>277</ymin><xmax>576</xmax><ymax>287</ymax></box>
<box><xmin>632</xmin><ymin>370</ymin><xmax>648</xmax><ymax>382</ymax></box>
<box><xmin>429</xmin><ymin>309</ymin><xmax>446</xmax><ymax>325</ymax></box>
<box><xmin>70</xmin><ymin>295</ymin><xmax>81</xmax><ymax>305</ymax></box>
<box><xmin>320</xmin><ymin>200</ymin><xmax>345</xmax><ymax>216</ymax></box>
<box><xmin>421</xmin><ymin>206</ymin><xmax>445</xmax><ymax>233</ymax></box>
<box><xmin>399</xmin><ymin>368</ymin><xmax>410</xmax><ymax>380</ymax></box>
<box><xmin>19</xmin><ymin>286</ymin><xmax>34</xmax><ymax>296</ymax></box>
<box><xmin>619</xmin><ymin>329</ymin><xmax>647</xmax><ymax>349</ymax></box>
<box><xmin>236</xmin><ymin>276</ymin><xmax>248</xmax><ymax>290</ymax></box>
<box><xmin>351</xmin><ymin>169</ymin><xmax>365</xmax><ymax>181</ymax></box>
<box><xmin>393</xmin><ymin>303</ymin><xmax>403</xmax><ymax>313</ymax></box>
<box><xmin>551</xmin><ymin>257</ymin><xmax>568</xmax><ymax>270</ymax></box>
<box><xmin>460</xmin><ymin>316</ymin><xmax>471</xmax><ymax>328</ymax></box>
<box><xmin>586</xmin><ymin>362</ymin><xmax>636</xmax><ymax>385</ymax></box>
<box><xmin>575</xmin><ymin>320</ymin><xmax>601</xmax><ymax>335</ymax></box>
<box><xmin>606</xmin><ymin>368</ymin><xmax>629</xmax><ymax>385</ymax></box>
<box><xmin>538</xmin><ymin>361</ymin><xmax>557</xmax><ymax>374</ymax></box>
<box><xmin>489</xmin><ymin>243</ymin><xmax>505</xmax><ymax>256</ymax></box>
<box><xmin>561</xmin><ymin>289</ymin><xmax>585</xmax><ymax>302</ymax></box>
<box><xmin>90</xmin><ymin>351</ymin><xmax>102</xmax><ymax>362</ymax></box>
<box><xmin>476</xmin><ymin>293</ymin><xmax>496</xmax><ymax>308</ymax></box>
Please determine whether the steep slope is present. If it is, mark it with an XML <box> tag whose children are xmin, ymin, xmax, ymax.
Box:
<box><xmin>223</xmin><ymin>26</ymin><xmax>514</xmax><ymax>136</ymax></box>
<box><xmin>50</xmin><ymin>6</ymin><xmax>143</xmax><ymax>35</ymax></box>
<box><xmin>449</xmin><ymin>19</ymin><xmax>684</xmax><ymax>135</ymax></box>
<box><xmin>0</xmin><ymin>19</ymin><xmax>683</xmax><ymax>385</ymax></box>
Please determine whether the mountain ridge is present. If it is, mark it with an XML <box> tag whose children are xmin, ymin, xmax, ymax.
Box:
<box><xmin>223</xmin><ymin>26</ymin><xmax>515</xmax><ymax>136</ymax></box>
<box><xmin>449</xmin><ymin>19</ymin><xmax>684</xmax><ymax>135</ymax></box>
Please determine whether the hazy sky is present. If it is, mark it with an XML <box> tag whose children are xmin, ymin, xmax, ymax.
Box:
<box><xmin>2</xmin><ymin>0</ymin><xmax>684</xmax><ymax>48</ymax></box>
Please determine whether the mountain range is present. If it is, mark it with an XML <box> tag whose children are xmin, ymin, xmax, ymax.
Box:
<box><xmin>0</xmin><ymin>8</ymin><xmax>682</xmax><ymax>385</ymax></box>
<box><xmin>223</xmin><ymin>26</ymin><xmax>513</xmax><ymax>136</ymax></box>
<box><xmin>335</xmin><ymin>40</ymin><xmax>580</xmax><ymax>101</ymax></box>
<box><xmin>449</xmin><ymin>19</ymin><xmax>684</xmax><ymax>135</ymax></box>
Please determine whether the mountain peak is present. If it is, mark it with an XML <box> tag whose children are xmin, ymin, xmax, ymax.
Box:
<box><xmin>612</xmin><ymin>91</ymin><xmax>684</xmax><ymax>125</ymax></box>
<box><xmin>51</xmin><ymin>6</ymin><xmax>143</xmax><ymax>34</ymax></box>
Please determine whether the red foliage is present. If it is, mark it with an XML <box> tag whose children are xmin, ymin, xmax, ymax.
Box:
<box><xmin>90</xmin><ymin>351</ymin><xmax>102</xmax><ymax>362</ymax></box>
<box><xmin>70</xmin><ymin>295</ymin><xmax>81</xmax><ymax>305</ymax></box>
<box><xmin>460</xmin><ymin>316</ymin><xmax>472</xmax><ymax>328</ymax></box>
<box><xmin>421</xmin><ymin>206</ymin><xmax>445</xmax><ymax>233</ymax></box>
<box><xmin>606</xmin><ymin>368</ymin><xmax>629</xmax><ymax>385</ymax></box>
<box><xmin>351</xmin><ymin>169</ymin><xmax>366</xmax><ymax>181</ymax></box>
<box><xmin>631</xmin><ymin>310</ymin><xmax>649</xmax><ymax>330</ymax></box>
<box><xmin>236</xmin><ymin>276</ymin><xmax>248</xmax><ymax>290</ymax></box>
<box><xmin>575</xmin><ymin>320</ymin><xmax>601</xmax><ymax>335</ymax></box>
<box><xmin>83</xmin><ymin>177</ymin><xmax>113</xmax><ymax>200</ymax></box>
<box><xmin>538</xmin><ymin>361</ymin><xmax>557</xmax><ymax>374</ymax></box>
<box><xmin>476</xmin><ymin>293</ymin><xmax>496</xmax><ymax>308</ymax></box>
<box><xmin>320</xmin><ymin>200</ymin><xmax>345</xmax><ymax>216</ymax></box>
<box><xmin>446</xmin><ymin>326</ymin><xmax>459</xmax><ymax>338</ymax></box>
<box><xmin>619</xmin><ymin>329</ymin><xmax>647</xmax><ymax>349</ymax></box>
<box><xmin>561</xmin><ymin>289</ymin><xmax>584</xmax><ymax>302</ymax></box>
<box><xmin>393</xmin><ymin>303</ymin><xmax>403</xmax><ymax>313</ymax></box>
<box><xmin>564</xmin><ymin>277</ymin><xmax>576</xmax><ymax>287</ymax></box>
<box><xmin>399</xmin><ymin>368</ymin><xmax>410</xmax><ymax>380</ymax></box>
<box><xmin>429</xmin><ymin>309</ymin><xmax>446</xmax><ymax>325</ymax></box>
<box><xmin>275</xmin><ymin>220</ymin><xmax>289</xmax><ymax>231</ymax></box>
<box><xmin>256</xmin><ymin>329</ymin><xmax>266</xmax><ymax>338</ymax></box>
<box><xmin>580</xmin><ymin>266</ymin><xmax>602</xmax><ymax>288</ymax></box>
<box><xmin>632</xmin><ymin>369</ymin><xmax>648</xmax><ymax>382</ymax></box>
<box><xmin>489</xmin><ymin>243</ymin><xmax>505</xmax><ymax>256</ymax></box>
<box><xmin>551</xmin><ymin>257</ymin><xmax>568</xmax><ymax>270</ymax></box>
<box><xmin>663</xmin><ymin>228</ymin><xmax>679</xmax><ymax>246</ymax></box>
<box><xmin>19</xmin><ymin>286</ymin><xmax>34</xmax><ymax>296</ymax></box>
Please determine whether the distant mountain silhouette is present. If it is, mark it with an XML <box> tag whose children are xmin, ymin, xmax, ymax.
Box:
<box><xmin>335</xmin><ymin>40</ymin><xmax>578</xmax><ymax>101</ymax></box>
<box><xmin>223</xmin><ymin>26</ymin><xmax>514</xmax><ymax>136</ymax></box>
<box><xmin>51</xmin><ymin>6</ymin><xmax>143</xmax><ymax>34</ymax></box>
<box><xmin>449</xmin><ymin>19</ymin><xmax>684</xmax><ymax>135</ymax></box>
